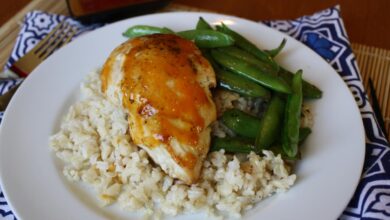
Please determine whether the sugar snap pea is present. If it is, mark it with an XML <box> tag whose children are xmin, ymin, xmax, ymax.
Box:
<box><xmin>217</xmin><ymin>68</ymin><xmax>271</xmax><ymax>98</ymax></box>
<box><xmin>216</xmin><ymin>23</ymin><xmax>279</xmax><ymax>72</ymax></box>
<box><xmin>217</xmin><ymin>46</ymin><xmax>277</xmax><ymax>75</ymax></box>
<box><xmin>268</xmin><ymin>144</ymin><xmax>301</xmax><ymax>160</ymax></box>
<box><xmin>255</xmin><ymin>95</ymin><xmax>285</xmax><ymax>148</ymax></box>
<box><xmin>282</xmin><ymin>70</ymin><xmax>303</xmax><ymax>158</ymax></box>
<box><xmin>278</xmin><ymin>67</ymin><xmax>322</xmax><ymax>99</ymax></box>
<box><xmin>221</xmin><ymin>107</ymin><xmax>311</xmax><ymax>141</ymax></box>
<box><xmin>200</xmin><ymin>49</ymin><xmax>219</xmax><ymax>68</ymax></box>
<box><xmin>211</xmin><ymin>127</ymin><xmax>311</xmax><ymax>156</ymax></box>
<box><xmin>123</xmin><ymin>25</ymin><xmax>174</xmax><ymax>38</ymax></box>
<box><xmin>268</xmin><ymin>127</ymin><xmax>311</xmax><ymax>160</ymax></box>
<box><xmin>177</xmin><ymin>30</ymin><xmax>234</xmax><ymax>48</ymax></box>
<box><xmin>211</xmin><ymin>49</ymin><xmax>292</xmax><ymax>93</ymax></box>
<box><xmin>196</xmin><ymin>17</ymin><xmax>213</xmax><ymax>30</ymax></box>
<box><xmin>221</xmin><ymin>109</ymin><xmax>261</xmax><ymax>138</ymax></box>
<box><xmin>299</xmin><ymin>127</ymin><xmax>312</xmax><ymax>143</ymax></box>
<box><xmin>201</xmin><ymin>49</ymin><xmax>270</xmax><ymax>98</ymax></box>
<box><xmin>265</xmin><ymin>38</ymin><xmax>287</xmax><ymax>58</ymax></box>
<box><xmin>210</xmin><ymin>137</ymin><xmax>260</xmax><ymax>154</ymax></box>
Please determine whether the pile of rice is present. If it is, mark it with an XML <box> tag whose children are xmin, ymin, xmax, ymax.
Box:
<box><xmin>49</xmin><ymin>70</ymin><xmax>296</xmax><ymax>219</ymax></box>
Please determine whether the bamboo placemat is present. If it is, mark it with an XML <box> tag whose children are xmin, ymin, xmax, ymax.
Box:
<box><xmin>0</xmin><ymin>0</ymin><xmax>389</xmax><ymax>140</ymax></box>
<box><xmin>352</xmin><ymin>44</ymin><xmax>390</xmax><ymax>139</ymax></box>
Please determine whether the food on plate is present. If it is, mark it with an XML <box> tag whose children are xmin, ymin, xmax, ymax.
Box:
<box><xmin>101</xmin><ymin>34</ymin><xmax>217</xmax><ymax>184</ymax></box>
<box><xmin>50</xmin><ymin>17</ymin><xmax>321</xmax><ymax>218</ymax></box>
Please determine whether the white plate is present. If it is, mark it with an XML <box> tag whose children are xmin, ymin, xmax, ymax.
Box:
<box><xmin>0</xmin><ymin>12</ymin><xmax>365</xmax><ymax>220</ymax></box>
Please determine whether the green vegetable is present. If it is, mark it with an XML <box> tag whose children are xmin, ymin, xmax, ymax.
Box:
<box><xmin>265</xmin><ymin>38</ymin><xmax>287</xmax><ymax>58</ymax></box>
<box><xmin>255</xmin><ymin>95</ymin><xmax>285</xmax><ymax>148</ymax></box>
<box><xmin>211</xmin><ymin>49</ymin><xmax>292</xmax><ymax>93</ymax></box>
<box><xmin>216</xmin><ymin>23</ymin><xmax>279</xmax><ymax>72</ymax></box>
<box><xmin>278</xmin><ymin>68</ymin><xmax>322</xmax><ymax>99</ymax></box>
<box><xmin>177</xmin><ymin>30</ymin><xmax>234</xmax><ymax>48</ymax></box>
<box><xmin>202</xmin><ymin>49</ymin><xmax>270</xmax><ymax>98</ymax></box>
<box><xmin>210</xmin><ymin>137</ymin><xmax>260</xmax><ymax>154</ymax></box>
<box><xmin>217</xmin><ymin>68</ymin><xmax>271</xmax><ymax>98</ymax></box>
<box><xmin>200</xmin><ymin>49</ymin><xmax>218</xmax><ymax>68</ymax></box>
<box><xmin>123</xmin><ymin>25</ymin><xmax>174</xmax><ymax>38</ymax></box>
<box><xmin>210</xmin><ymin>127</ymin><xmax>311</xmax><ymax>156</ymax></box>
<box><xmin>282</xmin><ymin>70</ymin><xmax>303</xmax><ymax>158</ymax></box>
<box><xmin>196</xmin><ymin>17</ymin><xmax>213</xmax><ymax>30</ymax></box>
<box><xmin>268</xmin><ymin>127</ymin><xmax>311</xmax><ymax>160</ymax></box>
<box><xmin>299</xmin><ymin>127</ymin><xmax>312</xmax><ymax>143</ymax></box>
<box><xmin>268</xmin><ymin>144</ymin><xmax>301</xmax><ymax>160</ymax></box>
<box><xmin>217</xmin><ymin>46</ymin><xmax>277</xmax><ymax>75</ymax></box>
<box><xmin>221</xmin><ymin>109</ymin><xmax>261</xmax><ymax>138</ymax></box>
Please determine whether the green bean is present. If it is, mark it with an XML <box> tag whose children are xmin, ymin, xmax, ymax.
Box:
<box><xmin>221</xmin><ymin>109</ymin><xmax>261</xmax><ymax>138</ymax></box>
<box><xmin>177</xmin><ymin>30</ymin><xmax>234</xmax><ymax>48</ymax></box>
<box><xmin>255</xmin><ymin>95</ymin><xmax>285</xmax><ymax>148</ymax></box>
<box><xmin>278</xmin><ymin>67</ymin><xmax>322</xmax><ymax>99</ymax></box>
<box><xmin>282</xmin><ymin>70</ymin><xmax>303</xmax><ymax>158</ymax></box>
<box><xmin>196</xmin><ymin>17</ymin><xmax>213</xmax><ymax>30</ymax></box>
<box><xmin>123</xmin><ymin>25</ymin><xmax>174</xmax><ymax>38</ymax></box>
<box><xmin>265</xmin><ymin>38</ymin><xmax>287</xmax><ymax>58</ymax></box>
<box><xmin>217</xmin><ymin>46</ymin><xmax>277</xmax><ymax>75</ymax></box>
<box><xmin>216</xmin><ymin>23</ymin><xmax>279</xmax><ymax>72</ymax></box>
<box><xmin>210</xmin><ymin>137</ymin><xmax>260</xmax><ymax>154</ymax></box>
<box><xmin>211</xmin><ymin>49</ymin><xmax>292</xmax><ymax>93</ymax></box>
<box><xmin>217</xmin><ymin>69</ymin><xmax>271</xmax><ymax>98</ymax></box>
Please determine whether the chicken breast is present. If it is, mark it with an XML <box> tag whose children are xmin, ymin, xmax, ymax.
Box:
<box><xmin>101</xmin><ymin>34</ymin><xmax>217</xmax><ymax>184</ymax></box>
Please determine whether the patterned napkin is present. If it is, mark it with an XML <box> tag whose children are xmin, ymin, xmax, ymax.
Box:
<box><xmin>1</xmin><ymin>6</ymin><xmax>389</xmax><ymax>220</ymax></box>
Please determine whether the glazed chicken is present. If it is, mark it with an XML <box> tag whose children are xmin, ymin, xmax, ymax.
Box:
<box><xmin>101</xmin><ymin>34</ymin><xmax>217</xmax><ymax>184</ymax></box>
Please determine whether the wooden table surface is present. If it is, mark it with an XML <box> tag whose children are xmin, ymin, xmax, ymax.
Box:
<box><xmin>1</xmin><ymin>0</ymin><xmax>390</xmax><ymax>49</ymax></box>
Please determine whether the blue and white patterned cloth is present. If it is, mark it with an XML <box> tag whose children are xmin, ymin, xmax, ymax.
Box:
<box><xmin>1</xmin><ymin>6</ymin><xmax>389</xmax><ymax>220</ymax></box>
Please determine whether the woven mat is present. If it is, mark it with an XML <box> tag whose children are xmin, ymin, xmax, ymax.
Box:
<box><xmin>0</xmin><ymin>0</ymin><xmax>389</xmax><ymax>140</ymax></box>
<box><xmin>351</xmin><ymin>43</ymin><xmax>390</xmax><ymax>139</ymax></box>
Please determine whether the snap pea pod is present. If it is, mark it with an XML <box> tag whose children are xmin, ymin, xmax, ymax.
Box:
<box><xmin>217</xmin><ymin>46</ymin><xmax>277</xmax><ymax>75</ymax></box>
<box><xmin>211</xmin><ymin>127</ymin><xmax>311</xmax><ymax>155</ymax></box>
<box><xmin>221</xmin><ymin>109</ymin><xmax>261</xmax><ymax>138</ymax></box>
<box><xmin>177</xmin><ymin>30</ymin><xmax>234</xmax><ymax>48</ymax></box>
<box><xmin>201</xmin><ymin>49</ymin><xmax>270</xmax><ymax>98</ymax></box>
<box><xmin>123</xmin><ymin>25</ymin><xmax>174</xmax><ymax>38</ymax></box>
<box><xmin>268</xmin><ymin>127</ymin><xmax>311</xmax><ymax>160</ymax></box>
<box><xmin>210</xmin><ymin>137</ymin><xmax>260</xmax><ymax>154</ymax></box>
<box><xmin>278</xmin><ymin>68</ymin><xmax>322</xmax><ymax>99</ymax></box>
<box><xmin>268</xmin><ymin>144</ymin><xmax>301</xmax><ymax>160</ymax></box>
<box><xmin>211</xmin><ymin>49</ymin><xmax>292</xmax><ymax>94</ymax></box>
<box><xmin>282</xmin><ymin>70</ymin><xmax>303</xmax><ymax>158</ymax></box>
<box><xmin>196</xmin><ymin>17</ymin><xmax>213</xmax><ymax>30</ymax></box>
<box><xmin>255</xmin><ymin>95</ymin><xmax>285</xmax><ymax>148</ymax></box>
<box><xmin>298</xmin><ymin>127</ymin><xmax>312</xmax><ymax>143</ymax></box>
<box><xmin>217</xmin><ymin>68</ymin><xmax>271</xmax><ymax>98</ymax></box>
<box><xmin>200</xmin><ymin>49</ymin><xmax>219</xmax><ymax>68</ymax></box>
<box><xmin>265</xmin><ymin>38</ymin><xmax>287</xmax><ymax>58</ymax></box>
<box><xmin>222</xmin><ymin>107</ymin><xmax>311</xmax><ymax>141</ymax></box>
<box><xmin>216</xmin><ymin>23</ymin><xmax>279</xmax><ymax>72</ymax></box>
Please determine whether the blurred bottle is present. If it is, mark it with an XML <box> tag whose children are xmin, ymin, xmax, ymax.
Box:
<box><xmin>66</xmin><ymin>0</ymin><xmax>171</xmax><ymax>23</ymax></box>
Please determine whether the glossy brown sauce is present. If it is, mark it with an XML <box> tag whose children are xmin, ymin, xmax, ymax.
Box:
<box><xmin>101</xmin><ymin>54</ymin><xmax>114</xmax><ymax>92</ymax></box>
<box><xmin>121</xmin><ymin>34</ymin><xmax>212</xmax><ymax>151</ymax></box>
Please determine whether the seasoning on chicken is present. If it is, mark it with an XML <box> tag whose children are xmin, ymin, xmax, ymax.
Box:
<box><xmin>101</xmin><ymin>34</ymin><xmax>217</xmax><ymax>184</ymax></box>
